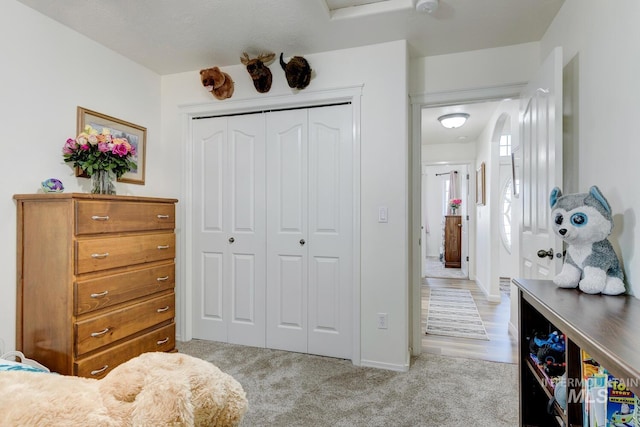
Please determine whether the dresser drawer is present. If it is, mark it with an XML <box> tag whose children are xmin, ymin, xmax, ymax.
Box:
<box><xmin>75</xmin><ymin>292</ymin><xmax>175</xmax><ymax>356</ymax></box>
<box><xmin>75</xmin><ymin>201</ymin><xmax>175</xmax><ymax>235</ymax></box>
<box><xmin>75</xmin><ymin>263</ymin><xmax>175</xmax><ymax>315</ymax></box>
<box><xmin>75</xmin><ymin>323</ymin><xmax>175</xmax><ymax>379</ymax></box>
<box><xmin>76</xmin><ymin>232</ymin><xmax>175</xmax><ymax>274</ymax></box>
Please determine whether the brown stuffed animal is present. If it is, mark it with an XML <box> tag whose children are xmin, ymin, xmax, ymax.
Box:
<box><xmin>200</xmin><ymin>66</ymin><xmax>235</xmax><ymax>100</ymax></box>
<box><xmin>0</xmin><ymin>352</ymin><xmax>248</xmax><ymax>426</ymax></box>
<box><xmin>280</xmin><ymin>53</ymin><xmax>312</xmax><ymax>90</ymax></box>
<box><xmin>241</xmin><ymin>52</ymin><xmax>276</xmax><ymax>93</ymax></box>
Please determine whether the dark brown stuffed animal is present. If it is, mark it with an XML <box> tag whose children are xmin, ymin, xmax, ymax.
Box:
<box><xmin>200</xmin><ymin>66</ymin><xmax>234</xmax><ymax>100</ymax></box>
<box><xmin>280</xmin><ymin>53</ymin><xmax>312</xmax><ymax>90</ymax></box>
<box><xmin>240</xmin><ymin>52</ymin><xmax>276</xmax><ymax>93</ymax></box>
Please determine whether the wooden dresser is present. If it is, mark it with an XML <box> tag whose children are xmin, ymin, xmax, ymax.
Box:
<box><xmin>14</xmin><ymin>193</ymin><xmax>178</xmax><ymax>378</ymax></box>
<box><xmin>443</xmin><ymin>215</ymin><xmax>462</xmax><ymax>268</ymax></box>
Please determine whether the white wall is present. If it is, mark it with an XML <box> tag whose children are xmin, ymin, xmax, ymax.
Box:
<box><xmin>422</xmin><ymin>141</ymin><xmax>476</xmax><ymax>164</ymax></box>
<box><xmin>162</xmin><ymin>41</ymin><xmax>411</xmax><ymax>370</ymax></box>
<box><xmin>472</xmin><ymin>100</ymin><xmax>519</xmax><ymax>301</ymax></box>
<box><xmin>540</xmin><ymin>0</ymin><xmax>640</xmax><ymax>297</ymax></box>
<box><xmin>411</xmin><ymin>42</ymin><xmax>540</xmax><ymax>94</ymax></box>
<box><xmin>0</xmin><ymin>1</ymin><xmax>172</xmax><ymax>352</ymax></box>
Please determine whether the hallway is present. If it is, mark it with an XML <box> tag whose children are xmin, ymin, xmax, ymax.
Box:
<box><xmin>421</xmin><ymin>277</ymin><xmax>517</xmax><ymax>364</ymax></box>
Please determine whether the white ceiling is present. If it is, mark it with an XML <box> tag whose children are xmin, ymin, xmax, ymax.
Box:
<box><xmin>16</xmin><ymin>0</ymin><xmax>563</xmax><ymax>145</ymax></box>
<box><xmin>17</xmin><ymin>0</ymin><xmax>563</xmax><ymax>75</ymax></box>
<box><xmin>422</xmin><ymin>100</ymin><xmax>503</xmax><ymax>146</ymax></box>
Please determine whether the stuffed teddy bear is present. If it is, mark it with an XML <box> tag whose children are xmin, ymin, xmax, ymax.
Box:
<box><xmin>0</xmin><ymin>352</ymin><xmax>248</xmax><ymax>426</ymax></box>
<box><xmin>200</xmin><ymin>66</ymin><xmax>235</xmax><ymax>100</ymax></box>
<box><xmin>550</xmin><ymin>185</ymin><xmax>625</xmax><ymax>295</ymax></box>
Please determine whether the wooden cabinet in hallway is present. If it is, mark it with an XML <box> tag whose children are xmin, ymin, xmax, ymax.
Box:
<box><xmin>444</xmin><ymin>215</ymin><xmax>462</xmax><ymax>268</ymax></box>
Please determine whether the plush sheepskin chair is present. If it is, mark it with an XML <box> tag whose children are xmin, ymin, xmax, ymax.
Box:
<box><xmin>0</xmin><ymin>352</ymin><xmax>247</xmax><ymax>426</ymax></box>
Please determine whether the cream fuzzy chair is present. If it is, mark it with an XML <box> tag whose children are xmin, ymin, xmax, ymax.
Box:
<box><xmin>0</xmin><ymin>352</ymin><xmax>247</xmax><ymax>426</ymax></box>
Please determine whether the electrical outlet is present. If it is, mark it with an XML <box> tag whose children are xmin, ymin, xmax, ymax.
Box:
<box><xmin>377</xmin><ymin>313</ymin><xmax>388</xmax><ymax>329</ymax></box>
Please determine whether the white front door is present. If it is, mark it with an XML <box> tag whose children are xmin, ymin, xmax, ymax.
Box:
<box><xmin>266</xmin><ymin>105</ymin><xmax>353</xmax><ymax>359</ymax></box>
<box><xmin>191</xmin><ymin>114</ymin><xmax>266</xmax><ymax>347</ymax></box>
<box><xmin>520</xmin><ymin>47</ymin><xmax>563</xmax><ymax>279</ymax></box>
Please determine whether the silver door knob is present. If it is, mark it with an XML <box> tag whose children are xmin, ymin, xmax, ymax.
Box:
<box><xmin>300</xmin><ymin>239</ymin><xmax>306</xmax><ymax>246</ymax></box>
<box><xmin>229</xmin><ymin>237</ymin><xmax>235</xmax><ymax>243</ymax></box>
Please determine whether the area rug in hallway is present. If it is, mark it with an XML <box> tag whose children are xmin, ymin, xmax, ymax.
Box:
<box><xmin>426</xmin><ymin>288</ymin><xmax>489</xmax><ymax>340</ymax></box>
<box><xmin>424</xmin><ymin>256</ymin><xmax>467</xmax><ymax>279</ymax></box>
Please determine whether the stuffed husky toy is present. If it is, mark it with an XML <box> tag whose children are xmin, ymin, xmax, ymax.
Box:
<box><xmin>550</xmin><ymin>186</ymin><xmax>625</xmax><ymax>295</ymax></box>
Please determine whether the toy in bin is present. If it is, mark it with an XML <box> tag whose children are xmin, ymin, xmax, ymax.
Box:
<box><xmin>529</xmin><ymin>330</ymin><xmax>566</xmax><ymax>375</ymax></box>
<box><xmin>582</xmin><ymin>350</ymin><xmax>637</xmax><ymax>427</ymax></box>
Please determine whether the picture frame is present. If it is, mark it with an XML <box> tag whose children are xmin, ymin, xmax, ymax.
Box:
<box><xmin>476</xmin><ymin>162</ymin><xmax>486</xmax><ymax>206</ymax></box>
<box><xmin>76</xmin><ymin>107</ymin><xmax>146</xmax><ymax>185</ymax></box>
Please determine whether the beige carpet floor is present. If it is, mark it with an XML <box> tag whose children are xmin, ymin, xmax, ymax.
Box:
<box><xmin>177</xmin><ymin>339</ymin><xmax>518</xmax><ymax>426</ymax></box>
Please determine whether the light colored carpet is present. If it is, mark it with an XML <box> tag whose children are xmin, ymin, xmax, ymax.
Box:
<box><xmin>425</xmin><ymin>288</ymin><xmax>489</xmax><ymax>340</ymax></box>
<box><xmin>424</xmin><ymin>256</ymin><xmax>467</xmax><ymax>279</ymax></box>
<box><xmin>177</xmin><ymin>339</ymin><xmax>518</xmax><ymax>427</ymax></box>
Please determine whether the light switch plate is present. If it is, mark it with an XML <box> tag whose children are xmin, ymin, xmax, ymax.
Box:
<box><xmin>378</xmin><ymin>207</ymin><xmax>388</xmax><ymax>223</ymax></box>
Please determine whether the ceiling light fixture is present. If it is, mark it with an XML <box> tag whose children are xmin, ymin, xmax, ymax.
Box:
<box><xmin>416</xmin><ymin>0</ymin><xmax>439</xmax><ymax>13</ymax></box>
<box><xmin>438</xmin><ymin>113</ymin><xmax>470</xmax><ymax>129</ymax></box>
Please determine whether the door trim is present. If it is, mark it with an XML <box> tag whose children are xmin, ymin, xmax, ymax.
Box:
<box><xmin>179</xmin><ymin>85</ymin><xmax>363</xmax><ymax>365</ymax></box>
<box><xmin>408</xmin><ymin>83</ymin><xmax>526</xmax><ymax>356</ymax></box>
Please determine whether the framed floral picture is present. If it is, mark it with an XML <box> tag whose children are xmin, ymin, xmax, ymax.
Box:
<box><xmin>476</xmin><ymin>162</ymin><xmax>486</xmax><ymax>206</ymax></box>
<box><xmin>76</xmin><ymin>107</ymin><xmax>147</xmax><ymax>185</ymax></box>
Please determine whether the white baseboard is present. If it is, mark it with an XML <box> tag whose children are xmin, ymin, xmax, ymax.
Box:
<box><xmin>360</xmin><ymin>358</ymin><xmax>410</xmax><ymax>372</ymax></box>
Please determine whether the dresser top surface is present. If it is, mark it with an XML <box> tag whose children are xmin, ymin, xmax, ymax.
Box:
<box><xmin>14</xmin><ymin>193</ymin><xmax>178</xmax><ymax>204</ymax></box>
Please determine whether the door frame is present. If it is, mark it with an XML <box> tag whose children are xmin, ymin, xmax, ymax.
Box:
<box><xmin>178</xmin><ymin>85</ymin><xmax>363</xmax><ymax>365</ymax></box>
<box><xmin>409</xmin><ymin>83</ymin><xmax>526</xmax><ymax>356</ymax></box>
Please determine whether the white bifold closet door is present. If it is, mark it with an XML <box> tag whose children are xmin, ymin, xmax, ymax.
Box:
<box><xmin>266</xmin><ymin>105</ymin><xmax>353</xmax><ymax>359</ymax></box>
<box><xmin>191</xmin><ymin>113</ymin><xmax>267</xmax><ymax>347</ymax></box>
<box><xmin>191</xmin><ymin>104</ymin><xmax>353</xmax><ymax>359</ymax></box>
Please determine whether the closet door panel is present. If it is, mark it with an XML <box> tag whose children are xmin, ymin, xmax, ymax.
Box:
<box><xmin>192</xmin><ymin>117</ymin><xmax>228</xmax><ymax>341</ymax></box>
<box><xmin>266</xmin><ymin>109</ymin><xmax>308</xmax><ymax>352</ymax></box>
<box><xmin>192</xmin><ymin>115</ymin><xmax>266</xmax><ymax>347</ymax></box>
<box><xmin>307</xmin><ymin>105</ymin><xmax>353</xmax><ymax>359</ymax></box>
<box><xmin>226</xmin><ymin>114</ymin><xmax>266</xmax><ymax>347</ymax></box>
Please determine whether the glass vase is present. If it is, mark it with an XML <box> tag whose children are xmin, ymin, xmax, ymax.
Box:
<box><xmin>91</xmin><ymin>169</ymin><xmax>116</xmax><ymax>195</ymax></box>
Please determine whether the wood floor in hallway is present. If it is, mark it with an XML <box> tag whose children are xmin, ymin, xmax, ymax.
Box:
<box><xmin>421</xmin><ymin>277</ymin><xmax>518</xmax><ymax>364</ymax></box>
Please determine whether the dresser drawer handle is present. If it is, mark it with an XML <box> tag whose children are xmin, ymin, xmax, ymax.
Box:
<box><xmin>157</xmin><ymin>276</ymin><xmax>170</xmax><ymax>282</ymax></box>
<box><xmin>157</xmin><ymin>214</ymin><xmax>170</xmax><ymax>219</ymax></box>
<box><xmin>157</xmin><ymin>337</ymin><xmax>170</xmax><ymax>345</ymax></box>
<box><xmin>90</xmin><ymin>365</ymin><xmax>109</xmax><ymax>376</ymax></box>
<box><xmin>90</xmin><ymin>290</ymin><xmax>109</xmax><ymax>298</ymax></box>
<box><xmin>90</xmin><ymin>328</ymin><xmax>110</xmax><ymax>338</ymax></box>
<box><xmin>156</xmin><ymin>306</ymin><xmax>170</xmax><ymax>313</ymax></box>
<box><xmin>157</xmin><ymin>245</ymin><xmax>170</xmax><ymax>250</ymax></box>
<box><xmin>91</xmin><ymin>215</ymin><xmax>110</xmax><ymax>221</ymax></box>
<box><xmin>91</xmin><ymin>252</ymin><xmax>109</xmax><ymax>259</ymax></box>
